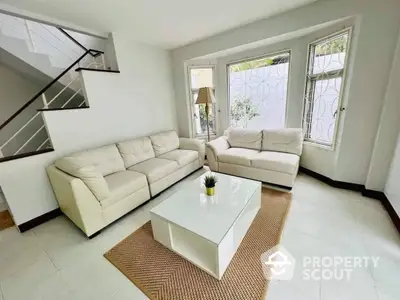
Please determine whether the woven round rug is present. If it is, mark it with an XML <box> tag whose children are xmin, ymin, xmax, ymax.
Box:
<box><xmin>104</xmin><ymin>187</ymin><xmax>292</xmax><ymax>300</ymax></box>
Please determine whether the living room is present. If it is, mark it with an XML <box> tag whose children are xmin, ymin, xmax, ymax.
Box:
<box><xmin>0</xmin><ymin>0</ymin><xmax>399</xmax><ymax>299</ymax></box>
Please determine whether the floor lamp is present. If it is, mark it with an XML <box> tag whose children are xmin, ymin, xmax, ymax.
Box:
<box><xmin>195</xmin><ymin>87</ymin><xmax>216</xmax><ymax>142</ymax></box>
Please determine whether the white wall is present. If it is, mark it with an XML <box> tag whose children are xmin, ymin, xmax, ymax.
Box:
<box><xmin>0</xmin><ymin>33</ymin><xmax>177</xmax><ymax>225</ymax></box>
<box><xmin>172</xmin><ymin>0</ymin><xmax>400</xmax><ymax>184</ymax></box>
<box><xmin>366</xmin><ymin>31</ymin><xmax>400</xmax><ymax>191</ymax></box>
<box><xmin>0</xmin><ymin>64</ymin><xmax>41</xmax><ymax>124</ymax></box>
<box><xmin>104</xmin><ymin>33</ymin><xmax>119</xmax><ymax>71</ymax></box>
<box><xmin>385</xmin><ymin>133</ymin><xmax>400</xmax><ymax>215</ymax></box>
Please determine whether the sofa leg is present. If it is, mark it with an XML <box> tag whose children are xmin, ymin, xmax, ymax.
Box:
<box><xmin>88</xmin><ymin>230</ymin><xmax>101</xmax><ymax>239</ymax></box>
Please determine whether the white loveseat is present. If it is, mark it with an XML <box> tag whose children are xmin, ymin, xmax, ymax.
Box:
<box><xmin>47</xmin><ymin>130</ymin><xmax>205</xmax><ymax>237</ymax></box>
<box><xmin>206</xmin><ymin>128</ymin><xmax>303</xmax><ymax>189</ymax></box>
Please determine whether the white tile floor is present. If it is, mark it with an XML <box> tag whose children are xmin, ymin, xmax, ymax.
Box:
<box><xmin>0</xmin><ymin>169</ymin><xmax>399</xmax><ymax>300</ymax></box>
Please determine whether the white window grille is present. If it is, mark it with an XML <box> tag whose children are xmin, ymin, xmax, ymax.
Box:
<box><xmin>303</xmin><ymin>29</ymin><xmax>352</xmax><ymax>148</ymax></box>
<box><xmin>228</xmin><ymin>51</ymin><xmax>290</xmax><ymax>129</ymax></box>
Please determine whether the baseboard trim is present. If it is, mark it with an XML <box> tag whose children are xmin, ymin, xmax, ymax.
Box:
<box><xmin>300</xmin><ymin>166</ymin><xmax>399</xmax><ymax>235</ymax></box>
<box><xmin>299</xmin><ymin>167</ymin><xmax>364</xmax><ymax>192</ymax></box>
<box><xmin>381</xmin><ymin>194</ymin><xmax>400</xmax><ymax>234</ymax></box>
<box><xmin>18</xmin><ymin>208</ymin><xmax>61</xmax><ymax>232</ymax></box>
<box><xmin>361</xmin><ymin>189</ymin><xmax>386</xmax><ymax>201</ymax></box>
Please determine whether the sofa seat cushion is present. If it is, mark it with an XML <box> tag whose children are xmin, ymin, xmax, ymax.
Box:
<box><xmin>218</xmin><ymin>148</ymin><xmax>260</xmax><ymax>167</ymax></box>
<box><xmin>101</xmin><ymin>171</ymin><xmax>148</xmax><ymax>208</ymax></box>
<box><xmin>158</xmin><ymin>149</ymin><xmax>198</xmax><ymax>166</ymax></box>
<box><xmin>117</xmin><ymin>137</ymin><xmax>155</xmax><ymax>168</ymax></box>
<box><xmin>128</xmin><ymin>158</ymin><xmax>179</xmax><ymax>183</ymax></box>
<box><xmin>149</xmin><ymin>131</ymin><xmax>180</xmax><ymax>156</ymax></box>
<box><xmin>251</xmin><ymin>151</ymin><xmax>299</xmax><ymax>174</ymax></box>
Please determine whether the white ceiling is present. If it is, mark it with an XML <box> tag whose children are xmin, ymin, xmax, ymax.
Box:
<box><xmin>0</xmin><ymin>0</ymin><xmax>318</xmax><ymax>49</ymax></box>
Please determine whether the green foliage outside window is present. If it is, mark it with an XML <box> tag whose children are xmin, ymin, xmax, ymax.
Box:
<box><xmin>315</xmin><ymin>35</ymin><xmax>347</xmax><ymax>56</ymax></box>
<box><xmin>198</xmin><ymin>104</ymin><xmax>214</xmax><ymax>133</ymax></box>
<box><xmin>230</xmin><ymin>58</ymin><xmax>274</xmax><ymax>72</ymax></box>
<box><xmin>230</xmin><ymin>96</ymin><xmax>260</xmax><ymax>128</ymax></box>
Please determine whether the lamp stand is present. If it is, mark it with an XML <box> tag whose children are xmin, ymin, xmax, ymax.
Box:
<box><xmin>205</xmin><ymin>103</ymin><xmax>210</xmax><ymax>142</ymax></box>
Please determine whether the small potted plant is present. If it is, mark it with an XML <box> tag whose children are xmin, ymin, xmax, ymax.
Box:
<box><xmin>204</xmin><ymin>173</ymin><xmax>218</xmax><ymax>196</ymax></box>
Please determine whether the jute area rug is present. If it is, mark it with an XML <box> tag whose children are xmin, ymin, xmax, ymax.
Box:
<box><xmin>104</xmin><ymin>188</ymin><xmax>292</xmax><ymax>300</ymax></box>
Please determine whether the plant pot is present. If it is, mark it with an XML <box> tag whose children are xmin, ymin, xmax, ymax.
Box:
<box><xmin>206</xmin><ymin>187</ymin><xmax>215</xmax><ymax>196</ymax></box>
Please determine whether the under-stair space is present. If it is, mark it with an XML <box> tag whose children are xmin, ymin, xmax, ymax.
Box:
<box><xmin>0</xmin><ymin>186</ymin><xmax>14</xmax><ymax>231</ymax></box>
<box><xmin>0</xmin><ymin>12</ymin><xmax>110</xmax><ymax>162</ymax></box>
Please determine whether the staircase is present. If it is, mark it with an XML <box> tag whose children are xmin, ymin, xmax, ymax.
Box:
<box><xmin>0</xmin><ymin>14</ymin><xmax>100</xmax><ymax>84</ymax></box>
<box><xmin>0</xmin><ymin>13</ymin><xmax>106</xmax><ymax>161</ymax></box>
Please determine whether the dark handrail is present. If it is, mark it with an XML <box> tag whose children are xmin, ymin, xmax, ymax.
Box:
<box><xmin>57</xmin><ymin>28</ymin><xmax>103</xmax><ymax>57</ymax></box>
<box><xmin>0</xmin><ymin>49</ymin><xmax>99</xmax><ymax>131</ymax></box>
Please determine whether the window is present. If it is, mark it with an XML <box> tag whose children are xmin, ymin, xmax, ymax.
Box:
<box><xmin>303</xmin><ymin>29</ymin><xmax>351</xmax><ymax>147</ymax></box>
<box><xmin>228</xmin><ymin>51</ymin><xmax>290</xmax><ymax>129</ymax></box>
<box><xmin>188</xmin><ymin>67</ymin><xmax>216</xmax><ymax>137</ymax></box>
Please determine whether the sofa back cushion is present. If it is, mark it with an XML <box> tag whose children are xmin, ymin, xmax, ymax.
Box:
<box><xmin>149</xmin><ymin>130</ymin><xmax>179</xmax><ymax>156</ymax></box>
<box><xmin>55</xmin><ymin>157</ymin><xmax>110</xmax><ymax>201</ymax></box>
<box><xmin>262</xmin><ymin>128</ymin><xmax>303</xmax><ymax>155</ymax></box>
<box><xmin>60</xmin><ymin>144</ymin><xmax>125</xmax><ymax>176</ymax></box>
<box><xmin>117</xmin><ymin>137</ymin><xmax>155</xmax><ymax>168</ymax></box>
<box><xmin>227</xmin><ymin>128</ymin><xmax>262</xmax><ymax>150</ymax></box>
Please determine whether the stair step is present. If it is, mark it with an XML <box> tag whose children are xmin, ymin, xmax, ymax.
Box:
<box><xmin>75</xmin><ymin>68</ymin><xmax>120</xmax><ymax>73</ymax></box>
<box><xmin>37</xmin><ymin>106</ymin><xmax>89</xmax><ymax>112</ymax></box>
<box><xmin>0</xmin><ymin>148</ymin><xmax>54</xmax><ymax>163</ymax></box>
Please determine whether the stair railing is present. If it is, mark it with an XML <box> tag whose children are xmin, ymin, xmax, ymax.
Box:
<box><xmin>0</xmin><ymin>13</ymin><xmax>103</xmax><ymax>71</ymax></box>
<box><xmin>0</xmin><ymin>49</ymin><xmax>105</xmax><ymax>157</ymax></box>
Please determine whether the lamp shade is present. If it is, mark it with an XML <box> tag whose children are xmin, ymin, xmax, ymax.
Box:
<box><xmin>195</xmin><ymin>87</ymin><xmax>216</xmax><ymax>104</ymax></box>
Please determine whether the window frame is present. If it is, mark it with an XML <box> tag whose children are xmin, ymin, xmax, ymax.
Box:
<box><xmin>187</xmin><ymin>65</ymin><xmax>217</xmax><ymax>139</ymax></box>
<box><xmin>226</xmin><ymin>49</ymin><xmax>292</xmax><ymax>130</ymax></box>
<box><xmin>302</xmin><ymin>27</ymin><xmax>353</xmax><ymax>150</ymax></box>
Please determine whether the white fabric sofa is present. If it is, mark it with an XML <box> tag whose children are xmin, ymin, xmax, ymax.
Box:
<box><xmin>47</xmin><ymin>130</ymin><xmax>205</xmax><ymax>237</ymax></box>
<box><xmin>206</xmin><ymin>128</ymin><xmax>303</xmax><ymax>189</ymax></box>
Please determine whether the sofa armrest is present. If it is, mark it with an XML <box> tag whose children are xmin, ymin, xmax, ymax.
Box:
<box><xmin>46</xmin><ymin>165</ymin><xmax>104</xmax><ymax>237</ymax></box>
<box><xmin>179</xmin><ymin>138</ymin><xmax>206</xmax><ymax>166</ymax></box>
<box><xmin>205</xmin><ymin>136</ymin><xmax>230</xmax><ymax>171</ymax></box>
<box><xmin>54</xmin><ymin>158</ymin><xmax>110</xmax><ymax>201</ymax></box>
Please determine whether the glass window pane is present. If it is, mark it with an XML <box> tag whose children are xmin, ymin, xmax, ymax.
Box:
<box><xmin>228</xmin><ymin>52</ymin><xmax>290</xmax><ymax>129</ymax></box>
<box><xmin>309</xmin><ymin>77</ymin><xmax>342</xmax><ymax>145</ymax></box>
<box><xmin>312</xmin><ymin>33</ymin><xmax>348</xmax><ymax>75</ymax></box>
<box><xmin>192</xmin><ymin>93</ymin><xmax>216</xmax><ymax>136</ymax></box>
<box><xmin>304</xmin><ymin>30</ymin><xmax>350</xmax><ymax>147</ymax></box>
<box><xmin>190</xmin><ymin>68</ymin><xmax>213</xmax><ymax>89</ymax></box>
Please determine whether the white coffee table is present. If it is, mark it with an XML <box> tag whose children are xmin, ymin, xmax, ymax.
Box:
<box><xmin>150</xmin><ymin>172</ymin><xmax>261</xmax><ymax>280</ymax></box>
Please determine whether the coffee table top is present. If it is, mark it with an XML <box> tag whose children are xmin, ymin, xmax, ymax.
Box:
<box><xmin>150</xmin><ymin>173</ymin><xmax>261</xmax><ymax>244</ymax></box>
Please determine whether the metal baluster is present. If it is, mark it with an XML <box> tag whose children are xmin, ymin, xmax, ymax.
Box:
<box><xmin>42</xmin><ymin>93</ymin><xmax>48</xmax><ymax>109</ymax></box>
<box><xmin>92</xmin><ymin>54</ymin><xmax>97</xmax><ymax>69</ymax></box>
<box><xmin>101</xmin><ymin>53</ymin><xmax>106</xmax><ymax>70</ymax></box>
<box><xmin>24</xmin><ymin>20</ymin><xmax>35</xmax><ymax>52</ymax></box>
